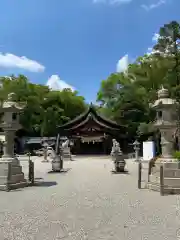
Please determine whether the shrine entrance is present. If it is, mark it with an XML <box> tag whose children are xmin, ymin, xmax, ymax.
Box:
<box><xmin>72</xmin><ymin>135</ymin><xmax>110</xmax><ymax>155</ymax></box>
<box><xmin>79</xmin><ymin>141</ymin><xmax>104</xmax><ymax>155</ymax></box>
<box><xmin>56</xmin><ymin>104</ymin><xmax>128</xmax><ymax>155</ymax></box>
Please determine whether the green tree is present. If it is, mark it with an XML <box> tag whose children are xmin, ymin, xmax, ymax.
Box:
<box><xmin>96</xmin><ymin>21</ymin><xmax>180</xmax><ymax>137</ymax></box>
<box><xmin>0</xmin><ymin>75</ymin><xmax>87</xmax><ymax>137</ymax></box>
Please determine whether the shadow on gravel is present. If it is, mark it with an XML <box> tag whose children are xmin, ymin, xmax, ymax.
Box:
<box><xmin>47</xmin><ymin>168</ymin><xmax>72</xmax><ymax>174</ymax></box>
<box><xmin>33</xmin><ymin>181</ymin><xmax>58</xmax><ymax>187</ymax></box>
<box><xmin>111</xmin><ymin>170</ymin><xmax>129</xmax><ymax>175</ymax></box>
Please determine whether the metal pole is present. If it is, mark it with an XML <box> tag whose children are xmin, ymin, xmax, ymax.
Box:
<box><xmin>160</xmin><ymin>165</ymin><xmax>164</xmax><ymax>196</ymax></box>
<box><xmin>55</xmin><ymin>134</ymin><xmax>60</xmax><ymax>155</ymax></box>
<box><xmin>31</xmin><ymin>161</ymin><xmax>34</xmax><ymax>185</ymax></box>
<box><xmin>28</xmin><ymin>152</ymin><xmax>31</xmax><ymax>182</ymax></box>
<box><xmin>138</xmin><ymin>161</ymin><xmax>142</xmax><ymax>189</ymax></box>
<box><xmin>148</xmin><ymin>161</ymin><xmax>151</xmax><ymax>182</ymax></box>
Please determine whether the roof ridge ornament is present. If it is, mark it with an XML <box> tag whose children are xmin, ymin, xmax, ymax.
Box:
<box><xmin>7</xmin><ymin>92</ymin><xmax>16</xmax><ymax>101</ymax></box>
<box><xmin>158</xmin><ymin>85</ymin><xmax>169</xmax><ymax>99</ymax></box>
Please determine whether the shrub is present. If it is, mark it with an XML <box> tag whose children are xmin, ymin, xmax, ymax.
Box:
<box><xmin>173</xmin><ymin>151</ymin><xmax>180</xmax><ymax>161</ymax></box>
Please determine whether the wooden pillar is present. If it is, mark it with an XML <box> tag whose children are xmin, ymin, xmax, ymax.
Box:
<box><xmin>103</xmin><ymin>138</ymin><xmax>106</xmax><ymax>154</ymax></box>
<box><xmin>138</xmin><ymin>162</ymin><xmax>142</xmax><ymax>189</ymax></box>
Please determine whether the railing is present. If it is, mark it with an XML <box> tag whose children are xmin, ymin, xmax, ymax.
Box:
<box><xmin>159</xmin><ymin>165</ymin><xmax>180</xmax><ymax>196</ymax></box>
<box><xmin>27</xmin><ymin>153</ymin><xmax>34</xmax><ymax>185</ymax></box>
<box><xmin>138</xmin><ymin>156</ymin><xmax>158</xmax><ymax>189</ymax></box>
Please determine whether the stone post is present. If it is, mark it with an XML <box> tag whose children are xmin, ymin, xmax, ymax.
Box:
<box><xmin>2</xmin><ymin>131</ymin><xmax>15</xmax><ymax>159</ymax></box>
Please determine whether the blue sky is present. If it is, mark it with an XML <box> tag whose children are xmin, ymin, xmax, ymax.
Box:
<box><xmin>0</xmin><ymin>0</ymin><xmax>179</xmax><ymax>103</ymax></box>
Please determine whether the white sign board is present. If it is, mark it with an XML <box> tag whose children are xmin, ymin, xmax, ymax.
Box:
<box><xmin>143</xmin><ymin>141</ymin><xmax>155</xmax><ymax>161</ymax></box>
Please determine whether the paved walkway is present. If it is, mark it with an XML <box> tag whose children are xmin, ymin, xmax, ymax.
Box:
<box><xmin>0</xmin><ymin>156</ymin><xmax>180</xmax><ymax>239</ymax></box>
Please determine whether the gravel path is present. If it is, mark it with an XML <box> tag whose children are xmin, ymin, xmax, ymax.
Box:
<box><xmin>0</xmin><ymin>156</ymin><xmax>180</xmax><ymax>240</ymax></box>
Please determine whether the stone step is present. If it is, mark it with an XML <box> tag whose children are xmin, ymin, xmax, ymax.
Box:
<box><xmin>149</xmin><ymin>175</ymin><xmax>180</xmax><ymax>187</ymax></box>
<box><xmin>0</xmin><ymin>181</ymin><xmax>27</xmax><ymax>191</ymax></box>
<box><xmin>11</xmin><ymin>166</ymin><xmax>23</xmax><ymax>174</ymax></box>
<box><xmin>0</xmin><ymin>165</ymin><xmax>23</xmax><ymax>175</ymax></box>
<box><xmin>151</xmin><ymin>169</ymin><xmax>180</xmax><ymax>177</ymax></box>
<box><xmin>149</xmin><ymin>175</ymin><xmax>160</xmax><ymax>184</ymax></box>
<box><xmin>164</xmin><ymin>178</ymin><xmax>180</xmax><ymax>187</ymax></box>
<box><xmin>0</xmin><ymin>173</ymin><xmax>26</xmax><ymax>185</ymax></box>
<box><xmin>163</xmin><ymin>162</ymin><xmax>180</xmax><ymax>169</ymax></box>
<box><xmin>147</xmin><ymin>182</ymin><xmax>160</xmax><ymax>192</ymax></box>
<box><xmin>147</xmin><ymin>182</ymin><xmax>180</xmax><ymax>194</ymax></box>
<box><xmin>150</xmin><ymin>170</ymin><xmax>160</xmax><ymax>176</ymax></box>
<box><xmin>164</xmin><ymin>169</ymin><xmax>180</xmax><ymax>178</ymax></box>
<box><xmin>151</xmin><ymin>163</ymin><xmax>180</xmax><ymax>173</ymax></box>
<box><xmin>163</xmin><ymin>186</ymin><xmax>180</xmax><ymax>194</ymax></box>
<box><xmin>151</xmin><ymin>166</ymin><xmax>160</xmax><ymax>174</ymax></box>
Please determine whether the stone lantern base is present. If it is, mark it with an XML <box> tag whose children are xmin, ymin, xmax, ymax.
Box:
<box><xmin>62</xmin><ymin>147</ymin><xmax>72</xmax><ymax>161</ymax></box>
<box><xmin>157</xmin><ymin>157</ymin><xmax>175</xmax><ymax>163</ymax></box>
<box><xmin>0</xmin><ymin>157</ymin><xmax>27</xmax><ymax>191</ymax></box>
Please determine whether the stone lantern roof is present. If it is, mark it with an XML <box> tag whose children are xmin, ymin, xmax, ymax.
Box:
<box><xmin>158</xmin><ymin>86</ymin><xmax>169</xmax><ymax>99</ymax></box>
<box><xmin>151</xmin><ymin>86</ymin><xmax>176</xmax><ymax>108</ymax></box>
<box><xmin>0</xmin><ymin>93</ymin><xmax>26</xmax><ymax>112</ymax></box>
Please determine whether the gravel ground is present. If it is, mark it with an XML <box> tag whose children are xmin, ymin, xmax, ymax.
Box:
<box><xmin>0</xmin><ymin>156</ymin><xmax>180</xmax><ymax>240</ymax></box>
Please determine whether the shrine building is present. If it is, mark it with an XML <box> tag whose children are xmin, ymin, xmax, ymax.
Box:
<box><xmin>57</xmin><ymin>104</ymin><xmax>128</xmax><ymax>155</ymax></box>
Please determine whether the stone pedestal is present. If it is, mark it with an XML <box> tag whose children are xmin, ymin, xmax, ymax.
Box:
<box><xmin>161</xmin><ymin>136</ymin><xmax>173</xmax><ymax>158</ymax></box>
<box><xmin>52</xmin><ymin>146</ymin><xmax>64</xmax><ymax>172</ymax></box>
<box><xmin>0</xmin><ymin>131</ymin><xmax>27</xmax><ymax>190</ymax></box>
<box><xmin>147</xmin><ymin>162</ymin><xmax>180</xmax><ymax>194</ymax></box>
<box><xmin>159</xmin><ymin>134</ymin><xmax>175</xmax><ymax>162</ymax></box>
<box><xmin>114</xmin><ymin>153</ymin><xmax>126</xmax><ymax>172</ymax></box>
<box><xmin>134</xmin><ymin>151</ymin><xmax>140</xmax><ymax>162</ymax></box>
<box><xmin>0</xmin><ymin>93</ymin><xmax>27</xmax><ymax>190</ymax></box>
<box><xmin>62</xmin><ymin>147</ymin><xmax>72</xmax><ymax>161</ymax></box>
<box><xmin>52</xmin><ymin>155</ymin><xmax>63</xmax><ymax>172</ymax></box>
<box><xmin>0</xmin><ymin>157</ymin><xmax>27</xmax><ymax>190</ymax></box>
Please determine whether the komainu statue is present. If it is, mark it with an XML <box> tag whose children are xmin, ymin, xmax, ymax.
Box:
<box><xmin>62</xmin><ymin>138</ymin><xmax>72</xmax><ymax>161</ymax></box>
<box><xmin>111</xmin><ymin>139</ymin><xmax>126</xmax><ymax>172</ymax></box>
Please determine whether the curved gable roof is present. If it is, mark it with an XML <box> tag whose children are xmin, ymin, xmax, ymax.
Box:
<box><xmin>57</xmin><ymin>104</ymin><xmax>126</xmax><ymax>133</ymax></box>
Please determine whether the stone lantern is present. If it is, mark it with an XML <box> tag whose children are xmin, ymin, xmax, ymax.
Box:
<box><xmin>152</xmin><ymin>86</ymin><xmax>177</xmax><ymax>161</ymax></box>
<box><xmin>133</xmin><ymin>140</ymin><xmax>140</xmax><ymax>161</ymax></box>
<box><xmin>0</xmin><ymin>93</ymin><xmax>27</xmax><ymax>190</ymax></box>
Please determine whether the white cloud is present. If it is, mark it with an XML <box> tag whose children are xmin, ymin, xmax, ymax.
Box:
<box><xmin>0</xmin><ymin>52</ymin><xmax>45</xmax><ymax>72</ymax></box>
<box><xmin>146</xmin><ymin>33</ymin><xmax>160</xmax><ymax>55</ymax></box>
<box><xmin>46</xmin><ymin>75</ymin><xmax>74</xmax><ymax>91</ymax></box>
<box><xmin>141</xmin><ymin>0</ymin><xmax>166</xmax><ymax>11</ymax></box>
<box><xmin>93</xmin><ymin>0</ymin><xmax>132</xmax><ymax>5</ymax></box>
<box><xmin>116</xmin><ymin>54</ymin><xmax>129</xmax><ymax>73</ymax></box>
<box><xmin>152</xmin><ymin>33</ymin><xmax>160</xmax><ymax>42</ymax></box>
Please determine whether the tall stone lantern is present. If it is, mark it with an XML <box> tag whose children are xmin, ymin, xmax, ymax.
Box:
<box><xmin>0</xmin><ymin>93</ymin><xmax>27</xmax><ymax>190</ymax></box>
<box><xmin>152</xmin><ymin>86</ymin><xmax>177</xmax><ymax>161</ymax></box>
<box><xmin>133</xmin><ymin>140</ymin><xmax>140</xmax><ymax>162</ymax></box>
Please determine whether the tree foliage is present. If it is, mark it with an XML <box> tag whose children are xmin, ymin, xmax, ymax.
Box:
<box><xmin>0</xmin><ymin>75</ymin><xmax>87</xmax><ymax>136</ymax></box>
<box><xmin>1</xmin><ymin>20</ymin><xmax>180</xmax><ymax>140</ymax></box>
<box><xmin>97</xmin><ymin>21</ymin><xmax>180</xmax><ymax>137</ymax></box>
